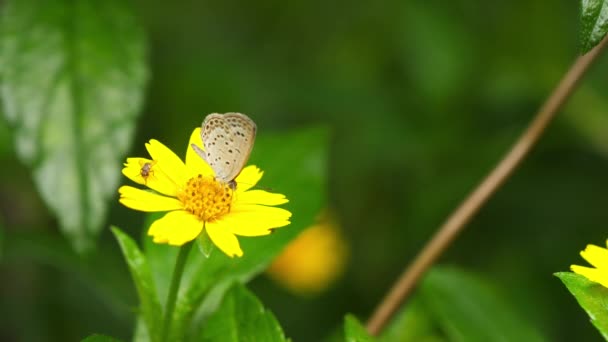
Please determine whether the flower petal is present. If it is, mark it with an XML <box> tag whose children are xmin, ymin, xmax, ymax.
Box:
<box><xmin>146</xmin><ymin>139</ymin><xmax>189</xmax><ymax>186</ymax></box>
<box><xmin>266</xmin><ymin>222</ymin><xmax>348</xmax><ymax>294</ymax></box>
<box><xmin>216</xmin><ymin>211</ymin><xmax>290</xmax><ymax>237</ymax></box>
<box><xmin>571</xmin><ymin>265</ymin><xmax>608</xmax><ymax>288</ymax></box>
<box><xmin>122</xmin><ymin>158</ymin><xmax>179</xmax><ymax>196</ymax></box>
<box><xmin>231</xmin><ymin>204</ymin><xmax>292</xmax><ymax>220</ymax></box>
<box><xmin>148</xmin><ymin>210</ymin><xmax>203</xmax><ymax>246</ymax></box>
<box><xmin>220</xmin><ymin>204</ymin><xmax>291</xmax><ymax>236</ymax></box>
<box><xmin>235</xmin><ymin>190</ymin><xmax>289</xmax><ymax>205</ymax></box>
<box><xmin>580</xmin><ymin>244</ymin><xmax>608</xmax><ymax>269</ymax></box>
<box><xmin>185</xmin><ymin>127</ymin><xmax>214</xmax><ymax>177</ymax></box>
<box><xmin>206</xmin><ymin>221</ymin><xmax>243</xmax><ymax>257</ymax></box>
<box><xmin>119</xmin><ymin>186</ymin><xmax>183</xmax><ymax>212</ymax></box>
<box><xmin>122</xmin><ymin>158</ymin><xmax>150</xmax><ymax>184</ymax></box>
<box><xmin>234</xmin><ymin>165</ymin><xmax>263</xmax><ymax>192</ymax></box>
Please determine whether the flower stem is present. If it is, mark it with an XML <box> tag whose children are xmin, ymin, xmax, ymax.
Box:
<box><xmin>161</xmin><ymin>240</ymin><xmax>194</xmax><ymax>342</ymax></box>
<box><xmin>365</xmin><ymin>36</ymin><xmax>608</xmax><ymax>336</ymax></box>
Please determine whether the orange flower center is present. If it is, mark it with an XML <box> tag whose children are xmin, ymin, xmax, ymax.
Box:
<box><xmin>178</xmin><ymin>175</ymin><xmax>233</xmax><ymax>221</ymax></box>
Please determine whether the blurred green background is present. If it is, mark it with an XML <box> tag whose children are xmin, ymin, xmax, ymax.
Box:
<box><xmin>2</xmin><ymin>0</ymin><xmax>608</xmax><ymax>341</ymax></box>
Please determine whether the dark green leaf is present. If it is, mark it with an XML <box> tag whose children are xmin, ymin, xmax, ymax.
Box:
<box><xmin>0</xmin><ymin>107</ymin><xmax>10</xmax><ymax>156</ymax></box>
<box><xmin>580</xmin><ymin>0</ymin><xmax>608</xmax><ymax>52</ymax></box>
<box><xmin>111</xmin><ymin>227</ymin><xmax>162</xmax><ymax>342</ymax></box>
<box><xmin>556</xmin><ymin>272</ymin><xmax>608</xmax><ymax>340</ymax></box>
<box><xmin>143</xmin><ymin>126</ymin><xmax>328</xmax><ymax>340</ymax></box>
<box><xmin>0</xmin><ymin>219</ymin><xmax>4</xmax><ymax>261</ymax></box>
<box><xmin>421</xmin><ymin>267</ymin><xmax>545</xmax><ymax>342</ymax></box>
<box><xmin>2</xmin><ymin>229</ymin><xmax>134</xmax><ymax>321</ymax></box>
<box><xmin>0</xmin><ymin>0</ymin><xmax>148</xmax><ymax>252</ymax></box>
<box><xmin>199</xmin><ymin>283</ymin><xmax>287</xmax><ymax>342</ymax></box>
<box><xmin>81</xmin><ymin>334</ymin><xmax>123</xmax><ymax>342</ymax></box>
<box><xmin>344</xmin><ymin>314</ymin><xmax>376</xmax><ymax>342</ymax></box>
<box><xmin>379</xmin><ymin>297</ymin><xmax>443</xmax><ymax>342</ymax></box>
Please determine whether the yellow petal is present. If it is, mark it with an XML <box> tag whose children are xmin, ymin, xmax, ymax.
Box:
<box><xmin>267</xmin><ymin>222</ymin><xmax>348</xmax><ymax>295</ymax></box>
<box><xmin>147</xmin><ymin>210</ymin><xmax>203</xmax><ymax>246</ymax></box>
<box><xmin>214</xmin><ymin>212</ymin><xmax>289</xmax><ymax>237</ymax></box>
<box><xmin>571</xmin><ymin>265</ymin><xmax>608</xmax><ymax>288</ymax></box>
<box><xmin>231</xmin><ymin>204</ymin><xmax>292</xmax><ymax>221</ymax></box>
<box><xmin>185</xmin><ymin>127</ymin><xmax>214</xmax><ymax>177</ymax></box>
<box><xmin>580</xmin><ymin>244</ymin><xmax>608</xmax><ymax>269</ymax></box>
<box><xmin>122</xmin><ymin>158</ymin><xmax>150</xmax><ymax>184</ymax></box>
<box><xmin>118</xmin><ymin>186</ymin><xmax>183</xmax><ymax>212</ymax></box>
<box><xmin>235</xmin><ymin>190</ymin><xmax>288</xmax><ymax>205</ymax></box>
<box><xmin>206</xmin><ymin>221</ymin><xmax>243</xmax><ymax>257</ymax></box>
<box><xmin>234</xmin><ymin>165</ymin><xmax>263</xmax><ymax>192</ymax></box>
<box><xmin>145</xmin><ymin>139</ymin><xmax>189</xmax><ymax>186</ymax></box>
<box><xmin>223</xmin><ymin>205</ymin><xmax>291</xmax><ymax>236</ymax></box>
<box><xmin>122</xmin><ymin>158</ymin><xmax>179</xmax><ymax>197</ymax></box>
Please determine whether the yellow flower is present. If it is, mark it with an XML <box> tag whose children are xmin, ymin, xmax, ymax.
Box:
<box><xmin>571</xmin><ymin>241</ymin><xmax>608</xmax><ymax>288</ymax></box>
<box><xmin>118</xmin><ymin>128</ymin><xmax>292</xmax><ymax>257</ymax></box>
<box><xmin>267</xmin><ymin>212</ymin><xmax>348</xmax><ymax>295</ymax></box>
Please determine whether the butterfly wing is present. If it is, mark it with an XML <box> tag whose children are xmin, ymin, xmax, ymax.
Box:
<box><xmin>199</xmin><ymin>113</ymin><xmax>256</xmax><ymax>183</ymax></box>
<box><xmin>223</xmin><ymin>113</ymin><xmax>256</xmax><ymax>181</ymax></box>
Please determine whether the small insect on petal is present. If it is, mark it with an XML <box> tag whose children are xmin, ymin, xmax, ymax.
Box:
<box><xmin>139</xmin><ymin>160</ymin><xmax>157</xmax><ymax>185</ymax></box>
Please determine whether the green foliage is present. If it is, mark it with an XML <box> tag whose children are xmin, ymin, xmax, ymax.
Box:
<box><xmin>81</xmin><ymin>334</ymin><xmax>123</xmax><ymax>342</ymax></box>
<box><xmin>111</xmin><ymin>227</ymin><xmax>162</xmax><ymax>342</ymax></box>
<box><xmin>196</xmin><ymin>226</ymin><xmax>215</xmax><ymax>258</ymax></box>
<box><xmin>1</xmin><ymin>229</ymin><xmax>134</xmax><ymax>323</ymax></box>
<box><xmin>420</xmin><ymin>267</ymin><xmax>545</xmax><ymax>342</ymax></box>
<box><xmin>141</xmin><ymin>127</ymin><xmax>328</xmax><ymax>340</ymax></box>
<box><xmin>344</xmin><ymin>315</ymin><xmax>376</xmax><ymax>342</ymax></box>
<box><xmin>0</xmin><ymin>0</ymin><xmax>148</xmax><ymax>252</ymax></box>
<box><xmin>379</xmin><ymin>297</ymin><xmax>444</xmax><ymax>342</ymax></box>
<box><xmin>133</xmin><ymin>317</ymin><xmax>151</xmax><ymax>342</ymax></box>
<box><xmin>0</xmin><ymin>220</ymin><xmax>4</xmax><ymax>261</ymax></box>
<box><xmin>1</xmin><ymin>1</ymin><xmax>607</xmax><ymax>341</ymax></box>
<box><xmin>199</xmin><ymin>283</ymin><xmax>288</xmax><ymax>341</ymax></box>
<box><xmin>580</xmin><ymin>0</ymin><xmax>608</xmax><ymax>52</ymax></box>
<box><xmin>556</xmin><ymin>272</ymin><xmax>608</xmax><ymax>340</ymax></box>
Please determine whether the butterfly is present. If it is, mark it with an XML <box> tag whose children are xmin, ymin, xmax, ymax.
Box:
<box><xmin>191</xmin><ymin>113</ymin><xmax>257</xmax><ymax>189</ymax></box>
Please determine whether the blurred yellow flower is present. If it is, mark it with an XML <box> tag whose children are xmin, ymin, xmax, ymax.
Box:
<box><xmin>267</xmin><ymin>212</ymin><xmax>348</xmax><ymax>295</ymax></box>
<box><xmin>571</xmin><ymin>241</ymin><xmax>608</xmax><ymax>288</ymax></box>
<box><xmin>118</xmin><ymin>128</ymin><xmax>292</xmax><ymax>257</ymax></box>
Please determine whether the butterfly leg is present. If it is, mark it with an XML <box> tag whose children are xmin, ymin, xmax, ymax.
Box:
<box><xmin>191</xmin><ymin>143</ymin><xmax>210</xmax><ymax>164</ymax></box>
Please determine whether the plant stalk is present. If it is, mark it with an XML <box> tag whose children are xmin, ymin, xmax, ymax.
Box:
<box><xmin>365</xmin><ymin>35</ymin><xmax>608</xmax><ymax>336</ymax></box>
<box><xmin>160</xmin><ymin>240</ymin><xmax>194</xmax><ymax>342</ymax></box>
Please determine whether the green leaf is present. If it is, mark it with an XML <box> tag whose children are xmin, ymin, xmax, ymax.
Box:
<box><xmin>556</xmin><ymin>272</ymin><xmax>608</xmax><ymax>340</ymax></box>
<box><xmin>196</xmin><ymin>226</ymin><xmax>215</xmax><ymax>258</ymax></box>
<box><xmin>344</xmin><ymin>314</ymin><xmax>376</xmax><ymax>342</ymax></box>
<box><xmin>420</xmin><ymin>267</ymin><xmax>545</xmax><ymax>342</ymax></box>
<box><xmin>580</xmin><ymin>0</ymin><xmax>608</xmax><ymax>52</ymax></box>
<box><xmin>81</xmin><ymin>334</ymin><xmax>123</xmax><ymax>342</ymax></box>
<box><xmin>0</xmin><ymin>0</ymin><xmax>148</xmax><ymax>252</ymax></box>
<box><xmin>379</xmin><ymin>297</ymin><xmax>444</xmax><ymax>342</ymax></box>
<box><xmin>111</xmin><ymin>227</ymin><xmax>162</xmax><ymax>342</ymax></box>
<box><xmin>2</xmin><ymin>229</ymin><xmax>134</xmax><ymax>321</ymax></box>
<box><xmin>133</xmin><ymin>317</ymin><xmax>150</xmax><ymax>342</ymax></box>
<box><xmin>0</xmin><ymin>219</ymin><xmax>4</xmax><ymax>261</ymax></box>
<box><xmin>199</xmin><ymin>283</ymin><xmax>287</xmax><ymax>342</ymax></box>
<box><xmin>143</xmin><ymin>126</ymin><xmax>328</xmax><ymax>340</ymax></box>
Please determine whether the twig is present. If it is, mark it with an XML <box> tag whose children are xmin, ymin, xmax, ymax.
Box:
<box><xmin>365</xmin><ymin>35</ymin><xmax>608</xmax><ymax>336</ymax></box>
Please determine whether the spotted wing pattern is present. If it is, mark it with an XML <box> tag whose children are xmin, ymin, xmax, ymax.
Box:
<box><xmin>193</xmin><ymin>112</ymin><xmax>257</xmax><ymax>183</ymax></box>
